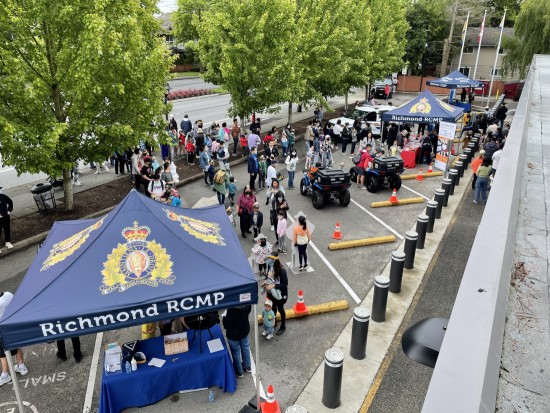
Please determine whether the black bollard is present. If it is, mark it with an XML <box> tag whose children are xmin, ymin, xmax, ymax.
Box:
<box><xmin>459</xmin><ymin>154</ymin><xmax>468</xmax><ymax>171</ymax></box>
<box><xmin>434</xmin><ymin>189</ymin><xmax>445</xmax><ymax>219</ymax></box>
<box><xmin>285</xmin><ymin>406</ymin><xmax>308</xmax><ymax>413</ymax></box>
<box><xmin>463</xmin><ymin>148</ymin><xmax>472</xmax><ymax>163</ymax></box>
<box><xmin>448</xmin><ymin>169</ymin><xmax>458</xmax><ymax>195</ymax></box>
<box><xmin>350</xmin><ymin>307</ymin><xmax>370</xmax><ymax>360</ymax></box>
<box><xmin>322</xmin><ymin>347</ymin><xmax>344</xmax><ymax>408</ymax></box>
<box><xmin>371</xmin><ymin>275</ymin><xmax>390</xmax><ymax>322</ymax></box>
<box><xmin>441</xmin><ymin>178</ymin><xmax>452</xmax><ymax>207</ymax></box>
<box><xmin>389</xmin><ymin>250</ymin><xmax>406</xmax><ymax>293</ymax></box>
<box><xmin>426</xmin><ymin>200</ymin><xmax>437</xmax><ymax>233</ymax></box>
<box><xmin>404</xmin><ymin>231</ymin><xmax>418</xmax><ymax>270</ymax></box>
<box><xmin>455</xmin><ymin>161</ymin><xmax>464</xmax><ymax>179</ymax></box>
<box><xmin>451</xmin><ymin>167</ymin><xmax>461</xmax><ymax>186</ymax></box>
<box><xmin>416</xmin><ymin>214</ymin><xmax>429</xmax><ymax>249</ymax></box>
<box><xmin>467</xmin><ymin>142</ymin><xmax>476</xmax><ymax>155</ymax></box>
<box><xmin>471</xmin><ymin>138</ymin><xmax>480</xmax><ymax>152</ymax></box>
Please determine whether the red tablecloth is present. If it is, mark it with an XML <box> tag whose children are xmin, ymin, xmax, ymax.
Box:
<box><xmin>401</xmin><ymin>149</ymin><xmax>417</xmax><ymax>169</ymax></box>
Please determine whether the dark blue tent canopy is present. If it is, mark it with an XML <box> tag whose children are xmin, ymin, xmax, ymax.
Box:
<box><xmin>381</xmin><ymin>90</ymin><xmax>464</xmax><ymax>123</ymax></box>
<box><xmin>426</xmin><ymin>70</ymin><xmax>484</xmax><ymax>89</ymax></box>
<box><xmin>0</xmin><ymin>190</ymin><xmax>258</xmax><ymax>350</ymax></box>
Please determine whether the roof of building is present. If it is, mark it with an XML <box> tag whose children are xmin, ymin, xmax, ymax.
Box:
<box><xmin>464</xmin><ymin>27</ymin><xmax>514</xmax><ymax>48</ymax></box>
<box><xmin>156</xmin><ymin>12</ymin><xmax>173</xmax><ymax>32</ymax></box>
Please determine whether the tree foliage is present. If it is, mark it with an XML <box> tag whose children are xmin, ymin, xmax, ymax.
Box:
<box><xmin>0</xmin><ymin>0</ymin><xmax>173</xmax><ymax>210</ymax></box>
<box><xmin>404</xmin><ymin>0</ymin><xmax>448</xmax><ymax>75</ymax></box>
<box><xmin>501</xmin><ymin>0</ymin><xmax>550</xmax><ymax>78</ymax></box>
<box><xmin>172</xmin><ymin>0</ymin><xmax>213</xmax><ymax>43</ymax></box>
<box><xmin>486</xmin><ymin>0</ymin><xmax>522</xmax><ymax>27</ymax></box>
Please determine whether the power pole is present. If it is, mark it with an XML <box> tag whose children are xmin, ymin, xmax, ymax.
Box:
<box><xmin>439</xmin><ymin>0</ymin><xmax>460</xmax><ymax>77</ymax></box>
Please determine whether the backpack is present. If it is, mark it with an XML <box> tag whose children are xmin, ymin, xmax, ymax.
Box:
<box><xmin>217</xmin><ymin>148</ymin><xmax>226</xmax><ymax>160</ymax></box>
<box><xmin>213</xmin><ymin>170</ymin><xmax>226</xmax><ymax>185</ymax></box>
<box><xmin>352</xmin><ymin>153</ymin><xmax>362</xmax><ymax>165</ymax></box>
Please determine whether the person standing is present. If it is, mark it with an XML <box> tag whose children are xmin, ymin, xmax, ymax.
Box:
<box><xmin>460</xmin><ymin>88</ymin><xmax>467</xmax><ymax>102</ymax></box>
<box><xmin>265</xmin><ymin>158</ymin><xmax>279</xmax><ymax>191</ymax></box>
<box><xmin>56</xmin><ymin>338</ymin><xmax>82</xmax><ymax>363</ymax></box>
<box><xmin>180</xmin><ymin>114</ymin><xmax>192</xmax><ymax>136</ymax></box>
<box><xmin>304</xmin><ymin>121</ymin><xmax>314</xmax><ymax>149</ymax></box>
<box><xmin>231</xmin><ymin>119</ymin><xmax>240</xmax><ymax>156</ymax></box>
<box><xmin>293</xmin><ymin>215</ymin><xmax>311</xmax><ymax>271</ymax></box>
<box><xmin>212</xmin><ymin>169</ymin><xmax>229</xmax><ymax>205</ymax></box>
<box><xmin>0</xmin><ymin>187</ymin><xmax>14</xmax><ymax>250</ymax></box>
<box><xmin>131</xmin><ymin>149</ymin><xmax>142</xmax><ymax>191</ymax></box>
<box><xmin>495</xmin><ymin>103</ymin><xmax>508</xmax><ymax>130</ymax></box>
<box><xmin>384</xmin><ymin>84</ymin><xmax>390</xmax><ymax>100</ymax></box>
<box><xmin>199</xmin><ymin>146</ymin><xmax>212</xmax><ymax>186</ymax></box>
<box><xmin>474</xmin><ymin>159</ymin><xmax>492</xmax><ymax>204</ymax></box>
<box><xmin>247</xmin><ymin>147</ymin><xmax>259</xmax><ymax>191</ymax></box>
<box><xmin>237</xmin><ymin>186</ymin><xmax>256</xmax><ymax>238</ymax></box>
<box><xmin>0</xmin><ymin>291</ymin><xmax>28</xmax><ymax>386</ymax></box>
<box><xmin>247</xmin><ymin>130</ymin><xmax>261</xmax><ymax>152</ymax></box>
<box><xmin>265</xmin><ymin>253</ymin><xmax>288</xmax><ymax>336</ymax></box>
<box><xmin>332</xmin><ymin>120</ymin><xmax>343</xmax><ymax>146</ymax></box>
<box><xmin>285</xmin><ymin>150</ymin><xmax>298</xmax><ymax>190</ymax></box>
<box><xmin>223</xmin><ymin>305</ymin><xmax>252</xmax><ymax>378</ymax></box>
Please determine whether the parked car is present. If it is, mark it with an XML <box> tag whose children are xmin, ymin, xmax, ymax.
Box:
<box><xmin>329</xmin><ymin>105</ymin><xmax>395</xmax><ymax>137</ymax></box>
<box><xmin>373</xmin><ymin>79</ymin><xmax>395</xmax><ymax>98</ymax></box>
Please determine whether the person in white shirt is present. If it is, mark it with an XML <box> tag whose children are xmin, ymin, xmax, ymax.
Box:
<box><xmin>148</xmin><ymin>174</ymin><xmax>166</xmax><ymax>200</ymax></box>
<box><xmin>491</xmin><ymin>144</ymin><xmax>504</xmax><ymax>176</ymax></box>
<box><xmin>0</xmin><ymin>291</ymin><xmax>29</xmax><ymax>386</ymax></box>
<box><xmin>332</xmin><ymin>120</ymin><xmax>342</xmax><ymax>146</ymax></box>
<box><xmin>264</xmin><ymin>158</ymin><xmax>279</xmax><ymax>192</ymax></box>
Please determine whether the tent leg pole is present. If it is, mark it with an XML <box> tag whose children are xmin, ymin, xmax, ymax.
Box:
<box><xmin>253</xmin><ymin>305</ymin><xmax>261</xmax><ymax>412</ymax></box>
<box><xmin>6</xmin><ymin>351</ymin><xmax>25</xmax><ymax>413</ymax></box>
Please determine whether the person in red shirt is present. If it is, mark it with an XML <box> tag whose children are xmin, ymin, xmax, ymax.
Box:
<box><xmin>357</xmin><ymin>144</ymin><xmax>373</xmax><ymax>189</ymax></box>
<box><xmin>185</xmin><ymin>137</ymin><xmax>196</xmax><ymax>165</ymax></box>
<box><xmin>178</xmin><ymin>131</ymin><xmax>186</xmax><ymax>159</ymax></box>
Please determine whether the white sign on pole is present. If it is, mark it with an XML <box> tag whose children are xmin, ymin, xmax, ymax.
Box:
<box><xmin>435</xmin><ymin>121</ymin><xmax>457</xmax><ymax>172</ymax></box>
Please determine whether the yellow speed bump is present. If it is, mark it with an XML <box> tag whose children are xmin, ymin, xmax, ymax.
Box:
<box><xmin>401</xmin><ymin>171</ymin><xmax>443</xmax><ymax>180</ymax></box>
<box><xmin>328</xmin><ymin>235</ymin><xmax>396</xmax><ymax>251</ymax></box>
<box><xmin>370</xmin><ymin>197</ymin><xmax>425</xmax><ymax>208</ymax></box>
<box><xmin>257</xmin><ymin>300</ymin><xmax>348</xmax><ymax>323</ymax></box>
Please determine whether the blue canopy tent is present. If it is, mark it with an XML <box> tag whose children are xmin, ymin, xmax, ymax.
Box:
<box><xmin>425</xmin><ymin>70</ymin><xmax>484</xmax><ymax>89</ymax></box>
<box><xmin>381</xmin><ymin>89</ymin><xmax>464</xmax><ymax>124</ymax></box>
<box><xmin>0</xmin><ymin>190</ymin><xmax>261</xmax><ymax>412</ymax></box>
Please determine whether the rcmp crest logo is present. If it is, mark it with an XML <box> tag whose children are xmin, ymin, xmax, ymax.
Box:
<box><xmin>41</xmin><ymin>216</ymin><xmax>105</xmax><ymax>271</ymax></box>
<box><xmin>100</xmin><ymin>222</ymin><xmax>174</xmax><ymax>294</ymax></box>
<box><xmin>409</xmin><ymin>98</ymin><xmax>432</xmax><ymax>115</ymax></box>
<box><xmin>164</xmin><ymin>209</ymin><xmax>226</xmax><ymax>246</ymax></box>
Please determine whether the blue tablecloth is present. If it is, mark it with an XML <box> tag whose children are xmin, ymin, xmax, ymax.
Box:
<box><xmin>99</xmin><ymin>325</ymin><xmax>237</xmax><ymax>413</ymax></box>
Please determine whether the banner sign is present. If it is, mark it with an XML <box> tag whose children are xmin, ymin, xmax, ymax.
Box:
<box><xmin>435</xmin><ymin>121</ymin><xmax>457</xmax><ymax>171</ymax></box>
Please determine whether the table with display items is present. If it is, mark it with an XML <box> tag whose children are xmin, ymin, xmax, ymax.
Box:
<box><xmin>99</xmin><ymin>324</ymin><xmax>237</xmax><ymax>413</ymax></box>
<box><xmin>400</xmin><ymin>144</ymin><xmax>421</xmax><ymax>169</ymax></box>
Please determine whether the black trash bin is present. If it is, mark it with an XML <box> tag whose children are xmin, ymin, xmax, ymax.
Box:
<box><xmin>31</xmin><ymin>183</ymin><xmax>57</xmax><ymax>214</ymax></box>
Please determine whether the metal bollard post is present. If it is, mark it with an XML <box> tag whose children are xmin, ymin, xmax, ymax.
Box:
<box><xmin>463</xmin><ymin>148</ymin><xmax>472</xmax><ymax>163</ymax></box>
<box><xmin>426</xmin><ymin>200</ymin><xmax>438</xmax><ymax>233</ymax></box>
<box><xmin>471</xmin><ymin>138</ymin><xmax>480</xmax><ymax>152</ymax></box>
<box><xmin>459</xmin><ymin>154</ymin><xmax>468</xmax><ymax>171</ymax></box>
<box><xmin>434</xmin><ymin>189</ymin><xmax>445</xmax><ymax>219</ymax></box>
<box><xmin>416</xmin><ymin>214</ymin><xmax>429</xmax><ymax>249</ymax></box>
<box><xmin>350</xmin><ymin>307</ymin><xmax>370</xmax><ymax>360</ymax></box>
<box><xmin>285</xmin><ymin>406</ymin><xmax>308</xmax><ymax>413</ymax></box>
<box><xmin>441</xmin><ymin>178</ymin><xmax>452</xmax><ymax>207</ymax></box>
<box><xmin>389</xmin><ymin>250</ymin><xmax>406</xmax><ymax>293</ymax></box>
<box><xmin>404</xmin><ymin>231</ymin><xmax>418</xmax><ymax>270</ymax></box>
<box><xmin>451</xmin><ymin>167</ymin><xmax>461</xmax><ymax>186</ymax></box>
<box><xmin>322</xmin><ymin>347</ymin><xmax>344</xmax><ymax>408</ymax></box>
<box><xmin>371</xmin><ymin>275</ymin><xmax>390</xmax><ymax>322</ymax></box>
<box><xmin>467</xmin><ymin>142</ymin><xmax>476</xmax><ymax>155</ymax></box>
<box><xmin>455</xmin><ymin>161</ymin><xmax>464</xmax><ymax>179</ymax></box>
<box><xmin>448</xmin><ymin>169</ymin><xmax>458</xmax><ymax>195</ymax></box>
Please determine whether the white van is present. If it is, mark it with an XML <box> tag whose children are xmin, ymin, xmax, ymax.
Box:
<box><xmin>329</xmin><ymin>104</ymin><xmax>395</xmax><ymax>137</ymax></box>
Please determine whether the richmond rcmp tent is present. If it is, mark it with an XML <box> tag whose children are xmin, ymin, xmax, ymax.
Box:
<box><xmin>425</xmin><ymin>69</ymin><xmax>484</xmax><ymax>89</ymax></box>
<box><xmin>0</xmin><ymin>189</ymin><xmax>262</xmax><ymax>412</ymax></box>
<box><xmin>381</xmin><ymin>89</ymin><xmax>464</xmax><ymax>124</ymax></box>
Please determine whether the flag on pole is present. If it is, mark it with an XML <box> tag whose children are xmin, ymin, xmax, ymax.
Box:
<box><xmin>499</xmin><ymin>14</ymin><xmax>505</xmax><ymax>28</ymax></box>
<box><xmin>478</xmin><ymin>13</ymin><xmax>486</xmax><ymax>45</ymax></box>
<box><xmin>461</xmin><ymin>20</ymin><xmax>468</xmax><ymax>43</ymax></box>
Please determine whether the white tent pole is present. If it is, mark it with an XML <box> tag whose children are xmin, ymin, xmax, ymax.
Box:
<box><xmin>457</xmin><ymin>11</ymin><xmax>470</xmax><ymax>71</ymax></box>
<box><xmin>486</xmin><ymin>9</ymin><xmax>507</xmax><ymax>107</ymax></box>
<box><xmin>472</xmin><ymin>10</ymin><xmax>487</xmax><ymax>79</ymax></box>
<box><xmin>253</xmin><ymin>304</ymin><xmax>261</xmax><ymax>412</ymax></box>
<box><xmin>6</xmin><ymin>351</ymin><xmax>25</xmax><ymax>413</ymax></box>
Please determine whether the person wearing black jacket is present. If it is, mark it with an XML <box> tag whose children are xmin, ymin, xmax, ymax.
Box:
<box><xmin>222</xmin><ymin>305</ymin><xmax>252</xmax><ymax>378</ymax></box>
<box><xmin>0</xmin><ymin>187</ymin><xmax>13</xmax><ymax>250</ymax></box>
<box><xmin>265</xmin><ymin>253</ymin><xmax>288</xmax><ymax>336</ymax></box>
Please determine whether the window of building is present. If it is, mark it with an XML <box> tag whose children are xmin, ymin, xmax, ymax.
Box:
<box><xmin>490</xmin><ymin>68</ymin><xmax>500</xmax><ymax>76</ymax></box>
<box><xmin>464</xmin><ymin>46</ymin><xmax>474</xmax><ymax>54</ymax></box>
<box><xmin>460</xmin><ymin>67</ymin><xmax>471</xmax><ymax>76</ymax></box>
<box><xmin>165</xmin><ymin>35</ymin><xmax>174</xmax><ymax>47</ymax></box>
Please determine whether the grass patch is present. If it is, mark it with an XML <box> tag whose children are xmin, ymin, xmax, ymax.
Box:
<box><xmin>211</xmin><ymin>86</ymin><xmax>229</xmax><ymax>94</ymax></box>
<box><xmin>171</xmin><ymin>71</ymin><xmax>201</xmax><ymax>79</ymax></box>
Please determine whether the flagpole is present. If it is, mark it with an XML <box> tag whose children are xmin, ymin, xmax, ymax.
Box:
<box><xmin>472</xmin><ymin>9</ymin><xmax>486</xmax><ymax>79</ymax></box>
<box><xmin>486</xmin><ymin>9</ymin><xmax>507</xmax><ymax>107</ymax></box>
<box><xmin>457</xmin><ymin>11</ymin><xmax>470</xmax><ymax>71</ymax></box>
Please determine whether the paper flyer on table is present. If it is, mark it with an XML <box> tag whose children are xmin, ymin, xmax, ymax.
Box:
<box><xmin>148</xmin><ymin>357</ymin><xmax>166</xmax><ymax>368</ymax></box>
<box><xmin>207</xmin><ymin>338</ymin><xmax>224</xmax><ymax>353</ymax></box>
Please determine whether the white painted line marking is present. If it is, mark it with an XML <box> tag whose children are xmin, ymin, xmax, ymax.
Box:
<box><xmin>350</xmin><ymin>198</ymin><xmax>404</xmax><ymax>240</ymax></box>
<box><xmin>250</xmin><ymin>349</ymin><xmax>266</xmax><ymax>399</ymax></box>
<box><xmin>401</xmin><ymin>184</ymin><xmax>430</xmax><ymax>201</ymax></box>
<box><xmin>287</xmin><ymin>216</ymin><xmax>361</xmax><ymax>304</ymax></box>
<box><xmin>82</xmin><ymin>332</ymin><xmax>103</xmax><ymax>413</ymax></box>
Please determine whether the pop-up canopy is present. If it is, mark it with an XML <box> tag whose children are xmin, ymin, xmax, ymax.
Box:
<box><xmin>381</xmin><ymin>90</ymin><xmax>464</xmax><ymax>124</ymax></box>
<box><xmin>426</xmin><ymin>70</ymin><xmax>484</xmax><ymax>89</ymax></box>
<box><xmin>0</xmin><ymin>190</ymin><xmax>258</xmax><ymax>350</ymax></box>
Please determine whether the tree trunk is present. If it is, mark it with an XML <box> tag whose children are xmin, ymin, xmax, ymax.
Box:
<box><xmin>63</xmin><ymin>168</ymin><xmax>73</xmax><ymax>211</ymax></box>
<box><xmin>239</xmin><ymin>115</ymin><xmax>246</xmax><ymax>136</ymax></box>
<box><xmin>344</xmin><ymin>93</ymin><xmax>348</xmax><ymax>112</ymax></box>
<box><xmin>365</xmin><ymin>85</ymin><xmax>369</xmax><ymax>100</ymax></box>
<box><xmin>287</xmin><ymin>101</ymin><xmax>293</xmax><ymax>124</ymax></box>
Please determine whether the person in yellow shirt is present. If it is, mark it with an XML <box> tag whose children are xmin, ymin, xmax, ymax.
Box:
<box><xmin>293</xmin><ymin>215</ymin><xmax>311</xmax><ymax>271</ymax></box>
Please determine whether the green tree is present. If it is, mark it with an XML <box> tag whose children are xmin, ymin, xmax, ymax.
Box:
<box><xmin>172</xmin><ymin>0</ymin><xmax>214</xmax><ymax>43</ymax></box>
<box><xmin>404</xmin><ymin>0</ymin><xmax>448</xmax><ymax>76</ymax></box>
<box><xmin>0</xmin><ymin>0</ymin><xmax>173</xmax><ymax>210</ymax></box>
<box><xmin>193</xmin><ymin>0</ymin><xmax>295</xmax><ymax>126</ymax></box>
<box><xmin>486</xmin><ymin>0</ymin><xmax>522</xmax><ymax>27</ymax></box>
<box><xmin>501</xmin><ymin>0</ymin><xmax>550</xmax><ymax>78</ymax></box>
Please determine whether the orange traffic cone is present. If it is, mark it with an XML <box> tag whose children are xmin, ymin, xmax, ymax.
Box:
<box><xmin>261</xmin><ymin>385</ymin><xmax>282</xmax><ymax>413</ymax></box>
<box><xmin>416</xmin><ymin>168</ymin><xmax>424</xmax><ymax>181</ymax></box>
<box><xmin>332</xmin><ymin>222</ymin><xmax>343</xmax><ymax>240</ymax></box>
<box><xmin>293</xmin><ymin>290</ymin><xmax>309</xmax><ymax>315</ymax></box>
<box><xmin>428</xmin><ymin>163</ymin><xmax>433</xmax><ymax>173</ymax></box>
<box><xmin>389</xmin><ymin>188</ymin><xmax>399</xmax><ymax>203</ymax></box>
